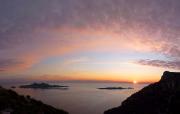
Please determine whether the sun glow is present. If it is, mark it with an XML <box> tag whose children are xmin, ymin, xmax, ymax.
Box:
<box><xmin>133</xmin><ymin>80</ymin><xmax>137</xmax><ymax>84</ymax></box>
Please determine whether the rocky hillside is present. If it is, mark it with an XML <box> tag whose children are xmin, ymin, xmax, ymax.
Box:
<box><xmin>105</xmin><ymin>71</ymin><xmax>180</xmax><ymax>114</ymax></box>
<box><xmin>0</xmin><ymin>86</ymin><xmax>68</xmax><ymax>114</ymax></box>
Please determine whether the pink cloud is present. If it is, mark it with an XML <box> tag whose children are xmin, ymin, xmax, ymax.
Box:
<box><xmin>0</xmin><ymin>0</ymin><xmax>180</xmax><ymax>73</ymax></box>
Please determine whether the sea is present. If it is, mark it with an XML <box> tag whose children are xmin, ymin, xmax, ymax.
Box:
<box><xmin>3</xmin><ymin>82</ymin><xmax>148</xmax><ymax>114</ymax></box>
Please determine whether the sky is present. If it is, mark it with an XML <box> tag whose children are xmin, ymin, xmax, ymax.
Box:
<box><xmin>0</xmin><ymin>0</ymin><xmax>180</xmax><ymax>83</ymax></box>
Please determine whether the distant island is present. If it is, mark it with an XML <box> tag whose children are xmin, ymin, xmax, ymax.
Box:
<box><xmin>104</xmin><ymin>71</ymin><xmax>180</xmax><ymax>114</ymax></box>
<box><xmin>19</xmin><ymin>83</ymin><xmax>69</xmax><ymax>89</ymax></box>
<box><xmin>98</xmin><ymin>87</ymin><xmax>133</xmax><ymax>90</ymax></box>
<box><xmin>11</xmin><ymin>86</ymin><xmax>16</xmax><ymax>89</ymax></box>
<box><xmin>0</xmin><ymin>86</ymin><xmax>68</xmax><ymax>114</ymax></box>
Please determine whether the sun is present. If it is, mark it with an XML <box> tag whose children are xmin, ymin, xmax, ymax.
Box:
<box><xmin>133</xmin><ymin>80</ymin><xmax>137</xmax><ymax>84</ymax></box>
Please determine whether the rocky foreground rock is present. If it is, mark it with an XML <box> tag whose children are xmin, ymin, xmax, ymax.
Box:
<box><xmin>0</xmin><ymin>86</ymin><xmax>68</xmax><ymax>114</ymax></box>
<box><xmin>105</xmin><ymin>71</ymin><xmax>180</xmax><ymax>114</ymax></box>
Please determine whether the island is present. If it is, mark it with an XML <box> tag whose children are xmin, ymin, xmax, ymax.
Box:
<box><xmin>19</xmin><ymin>83</ymin><xmax>69</xmax><ymax>89</ymax></box>
<box><xmin>98</xmin><ymin>87</ymin><xmax>133</xmax><ymax>90</ymax></box>
<box><xmin>0</xmin><ymin>86</ymin><xmax>68</xmax><ymax>114</ymax></box>
<box><xmin>104</xmin><ymin>71</ymin><xmax>180</xmax><ymax>114</ymax></box>
<box><xmin>11</xmin><ymin>86</ymin><xmax>16</xmax><ymax>89</ymax></box>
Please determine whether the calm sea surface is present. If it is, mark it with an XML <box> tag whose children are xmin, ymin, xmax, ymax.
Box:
<box><xmin>4</xmin><ymin>82</ymin><xmax>148</xmax><ymax>114</ymax></box>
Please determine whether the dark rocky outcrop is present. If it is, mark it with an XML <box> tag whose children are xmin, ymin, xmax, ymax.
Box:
<box><xmin>0</xmin><ymin>86</ymin><xmax>68</xmax><ymax>114</ymax></box>
<box><xmin>105</xmin><ymin>71</ymin><xmax>180</xmax><ymax>114</ymax></box>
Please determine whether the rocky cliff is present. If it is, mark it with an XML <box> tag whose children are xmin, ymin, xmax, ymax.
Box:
<box><xmin>104</xmin><ymin>71</ymin><xmax>180</xmax><ymax>114</ymax></box>
<box><xmin>0</xmin><ymin>87</ymin><xmax>68</xmax><ymax>114</ymax></box>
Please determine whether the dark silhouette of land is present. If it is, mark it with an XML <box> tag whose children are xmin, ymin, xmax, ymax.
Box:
<box><xmin>104</xmin><ymin>71</ymin><xmax>180</xmax><ymax>114</ymax></box>
<box><xmin>98</xmin><ymin>87</ymin><xmax>133</xmax><ymax>90</ymax></box>
<box><xmin>11</xmin><ymin>86</ymin><xmax>16</xmax><ymax>89</ymax></box>
<box><xmin>0</xmin><ymin>86</ymin><xmax>68</xmax><ymax>114</ymax></box>
<box><xmin>19</xmin><ymin>82</ymin><xmax>68</xmax><ymax>89</ymax></box>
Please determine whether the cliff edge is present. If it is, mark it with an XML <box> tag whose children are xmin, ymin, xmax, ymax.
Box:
<box><xmin>104</xmin><ymin>71</ymin><xmax>180</xmax><ymax>114</ymax></box>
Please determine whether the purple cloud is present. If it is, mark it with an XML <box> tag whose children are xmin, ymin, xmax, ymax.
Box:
<box><xmin>137</xmin><ymin>59</ymin><xmax>180</xmax><ymax>70</ymax></box>
<box><xmin>0</xmin><ymin>0</ymin><xmax>180</xmax><ymax>72</ymax></box>
<box><xmin>0</xmin><ymin>59</ymin><xmax>24</xmax><ymax>72</ymax></box>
